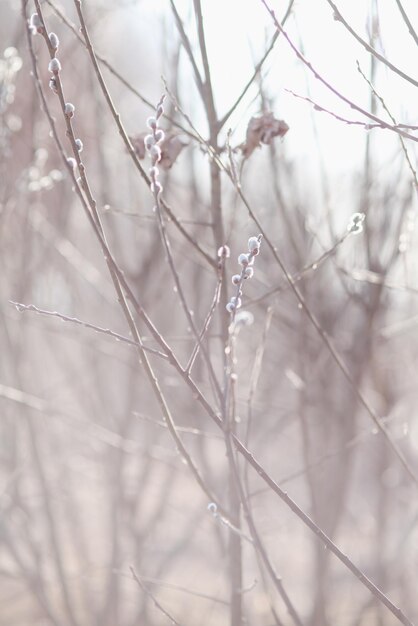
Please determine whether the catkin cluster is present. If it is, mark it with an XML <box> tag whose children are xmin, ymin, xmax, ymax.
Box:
<box><xmin>30</xmin><ymin>12</ymin><xmax>83</xmax><ymax>171</ymax></box>
<box><xmin>226</xmin><ymin>235</ymin><xmax>262</xmax><ymax>313</ymax></box>
<box><xmin>144</xmin><ymin>97</ymin><xmax>166</xmax><ymax>199</ymax></box>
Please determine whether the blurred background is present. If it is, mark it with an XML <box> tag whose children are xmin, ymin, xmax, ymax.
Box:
<box><xmin>1</xmin><ymin>0</ymin><xmax>418</xmax><ymax>624</ymax></box>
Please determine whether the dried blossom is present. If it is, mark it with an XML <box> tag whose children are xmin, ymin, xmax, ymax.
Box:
<box><xmin>241</xmin><ymin>112</ymin><xmax>289</xmax><ymax>158</ymax></box>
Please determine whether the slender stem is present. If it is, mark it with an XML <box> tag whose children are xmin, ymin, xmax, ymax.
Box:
<box><xmin>9</xmin><ymin>301</ymin><xmax>169</xmax><ymax>359</ymax></box>
<box><xmin>393</xmin><ymin>0</ymin><xmax>418</xmax><ymax>45</ymax></box>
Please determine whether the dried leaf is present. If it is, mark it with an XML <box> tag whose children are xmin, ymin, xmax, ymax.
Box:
<box><xmin>130</xmin><ymin>133</ymin><xmax>147</xmax><ymax>159</ymax></box>
<box><xmin>241</xmin><ymin>112</ymin><xmax>289</xmax><ymax>158</ymax></box>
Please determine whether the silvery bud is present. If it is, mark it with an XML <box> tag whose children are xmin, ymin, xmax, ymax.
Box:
<box><xmin>218</xmin><ymin>245</ymin><xmax>230</xmax><ymax>258</ymax></box>
<box><xmin>144</xmin><ymin>134</ymin><xmax>155</xmax><ymax>150</ymax></box>
<box><xmin>49</xmin><ymin>32</ymin><xmax>60</xmax><ymax>51</ymax></box>
<box><xmin>64</xmin><ymin>102</ymin><xmax>75</xmax><ymax>118</ymax></box>
<box><xmin>248</xmin><ymin>236</ymin><xmax>260</xmax><ymax>253</ymax></box>
<box><xmin>48</xmin><ymin>58</ymin><xmax>61</xmax><ymax>73</ymax></box>
<box><xmin>146</xmin><ymin>116</ymin><xmax>157</xmax><ymax>130</ymax></box>
<box><xmin>66</xmin><ymin>157</ymin><xmax>77</xmax><ymax>170</ymax></box>
<box><xmin>238</xmin><ymin>253</ymin><xmax>253</xmax><ymax>267</ymax></box>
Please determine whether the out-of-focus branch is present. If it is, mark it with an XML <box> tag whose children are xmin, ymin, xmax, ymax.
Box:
<box><xmin>260</xmin><ymin>0</ymin><xmax>418</xmax><ymax>143</ymax></box>
<box><xmin>326</xmin><ymin>0</ymin><xmax>418</xmax><ymax>89</ymax></box>
<box><xmin>130</xmin><ymin>567</ymin><xmax>182</xmax><ymax>626</ymax></box>
<box><xmin>393</xmin><ymin>0</ymin><xmax>418</xmax><ymax>45</ymax></box>
<box><xmin>9</xmin><ymin>301</ymin><xmax>169</xmax><ymax>359</ymax></box>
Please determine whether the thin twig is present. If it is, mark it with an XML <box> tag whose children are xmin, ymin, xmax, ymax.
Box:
<box><xmin>130</xmin><ymin>567</ymin><xmax>182</xmax><ymax>626</ymax></box>
<box><xmin>117</xmin><ymin>570</ymin><xmax>228</xmax><ymax>605</ymax></box>
<box><xmin>133</xmin><ymin>411</ymin><xmax>223</xmax><ymax>439</ymax></box>
<box><xmin>9</xmin><ymin>301</ymin><xmax>169</xmax><ymax>359</ymax></box>
<box><xmin>393</xmin><ymin>0</ymin><xmax>418</xmax><ymax>45</ymax></box>
<box><xmin>186</xmin><ymin>272</ymin><xmax>222</xmax><ymax>374</ymax></box>
<box><xmin>285</xmin><ymin>87</ymin><xmax>418</xmax><ymax>132</ymax></box>
<box><xmin>356</xmin><ymin>61</ymin><xmax>418</xmax><ymax>192</ymax></box>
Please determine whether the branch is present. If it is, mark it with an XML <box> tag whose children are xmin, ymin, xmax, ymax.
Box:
<box><xmin>130</xmin><ymin>567</ymin><xmax>182</xmax><ymax>626</ymax></box>
<box><xmin>9</xmin><ymin>301</ymin><xmax>169</xmax><ymax>360</ymax></box>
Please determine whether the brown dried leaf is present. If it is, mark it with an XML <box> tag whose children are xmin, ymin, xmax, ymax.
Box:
<box><xmin>159</xmin><ymin>133</ymin><xmax>188</xmax><ymax>169</ymax></box>
<box><xmin>241</xmin><ymin>112</ymin><xmax>289</xmax><ymax>158</ymax></box>
<box><xmin>130</xmin><ymin>133</ymin><xmax>147</xmax><ymax>159</ymax></box>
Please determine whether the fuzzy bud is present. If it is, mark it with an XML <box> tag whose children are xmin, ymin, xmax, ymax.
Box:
<box><xmin>154</xmin><ymin>129</ymin><xmax>165</xmax><ymax>143</ymax></box>
<box><xmin>146</xmin><ymin>116</ymin><xmax>157</xmax><ymax>130</ymax></box>
<box><xmin>150</xmin><ymin>181</ymin><xmax>163</xmax><ymax>196</ymax></box>
<box><xmin>347</xmin><ymin>212</ymin><xmax>365</xmax><ymax>234</ymax></box>
<box><xmin>207</xmin><ymin>502</ymin><xmax>218</xmax><ymax>516</ymax></box>
<box><xmin>29</xmin><ymin>13</ymin><xmax>43</xmax><ymax>34</ymax></box>
<box><xmin>75</xmin><ymin>139</ymin><xmax>83</xmax><ymax>152</ymax></box>
<box><xmin>248</xmin><ymin>236</ymin><xmax>259</xmax><ymax>251</ymax></box>
<box><xmin>48</xmin><ymin>58</ymin><xmax>61</xmax><ymax>73</ymax></box>
<box><xmin>64</xmin><ymin>102</ymin><xmax>75</xmax><ymax>118</ymax></box>
<box><xmin>231</xmin><ymin>274</ymin><xmax>241</xmax><ymax>286</ymax></box>
<box><xmin>49</xmin><ymin>32</ymin><xmax>60</xmax><ymax>51</ymax></box>
<box><xmin>217</xmin><ymin>245</ymin><xmax>230</xmax><ymax>258</ymax></box>
<box><xmin>149</xmin><ymin>166</ymin><xmax>159</xmax><ymax>179</ymax></box>
<box><xmin>144</xmin><ymin>134</ymin><xmax>155</xmax><ymax>150</ymax></box>
<box><xmin>234</xmin><ymin>311</ymin><xmax>254</xmax><ymax>327</ymax></box>
<box><xmin>248</xmin><ymin>236</ymin><xmax>261</xmax><ymax>255</ymax></box>
<box><xmin>230</xmin><ymin>296</ymin><xmax>242</xmax><ymax>309</ymax></box>
<box><xmin>243</xmin><ymin>266</ymin><xmax>254</xmax><ymax>279</ymax></box>
<box><xmin>150</xmin><ymin>144</ymin><xmax>161</xmax><ymax>163</ymax></box>
<box><xmin>30</xmin><ymin>13</ymin><xmax>41</xmax><ymax>27</ymax></box>
<box><xmin>49</xmin><ymin>77</ymin><xmax>58</xmax><ymax>94</ymax></box>
<box><xmin>238</xmin><ymin>253</ymin><xmax>253</xmax><ymax>267</ymax></box>
<box><xmin>226</xmin><ymin>302</ymin><xmax>236</xmax><ymax>313</ymax></box>
<box><xmin>66</xmin><ymin>157</ymin><xmax>77</xmax><ymax>170</ymax></box>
